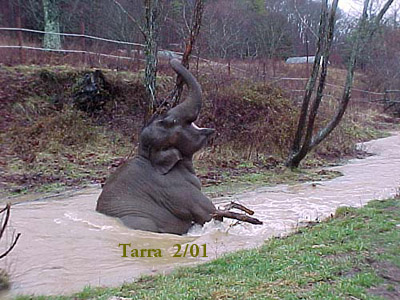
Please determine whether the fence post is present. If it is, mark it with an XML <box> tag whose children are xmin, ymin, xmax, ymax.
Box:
<box><xmin>16</xmin><ymin>9</ymin><xmax>25</xmax><ymax>64</ymax></box>
<box><xmin>262</xmin><ymin>61</ymin><xmax>266</xmax><ymax>83</ymax></box>
<box><xmin>133</xmin><ymin>46</ymin><xmax>139</xmax><ymax>71</ymax></box>
<box><xmin>195</xmin><ymin>48</ymin><xmax>200</xmax><ymax>77</ymax></box>
<box><xmin>80</xmin><ymin>21</ymin><xmax>86</xmax><ymax>66</ymax></box>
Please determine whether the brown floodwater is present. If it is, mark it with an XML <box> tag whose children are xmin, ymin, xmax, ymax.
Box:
<box><xmin>1</xmin><ymin>133</ymin><xmax>399</xmax><ymax>298</ymax></box>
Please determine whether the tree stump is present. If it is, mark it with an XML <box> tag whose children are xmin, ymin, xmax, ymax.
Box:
<box><xmin>73</xmin><ymin>70</ymin><xmax>110</xmax><ymax>114</ymax></box>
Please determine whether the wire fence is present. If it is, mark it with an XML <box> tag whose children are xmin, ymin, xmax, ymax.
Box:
<box><xmin>0</xmin><ymin>26</ymin><xmax>393</xmax><ymax>106</ymax></box>
<box><xmin>1</xmin><ymin>27</ymin><xmax>145</xmax><ymax>46</ymax></box>
<box><xmin>0</xmin><ymin>26</ymin><xmax>190</xmax><ymax>71</ymax></box>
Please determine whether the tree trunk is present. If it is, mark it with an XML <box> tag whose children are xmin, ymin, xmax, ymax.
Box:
<box><xmin>170</xmin><ymin>0</ymin><xmax>204</xmax><ymax>107</ymax></box>
<box><xmin>144</xmin><ymin>0</ymin><xmax>159</xmax><ymax>116</ymax></box>
<box><xmin>286</xmin><ymin>0</ymin><xmax>393</xmax><ymax>169</ymax></box>
<box><xmin>110</xmin><ymin>0</ymin><xmax>156</xmax><ymax>119</ymax></box>
<box><xmin>42</xmin><ymin>0</ymin><xmax>61</xmax><ymax>50</ymax></box>
<box><xmin>286</xmin><ymin>0</ymin><xmax>330</xmax><ymax>168</ymax></box>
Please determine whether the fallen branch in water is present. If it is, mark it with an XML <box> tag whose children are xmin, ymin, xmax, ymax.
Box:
<box><xmin>0</xmin><ymin>203</ymin><xmax>21</xmax><ymax>260</ymax></box>
<box><xmin>212</xmin><ymin>201</ymin><xmax>263</xmax><ymax>225</ymax></box>
<box><xmin>222</xmin><ymin>201</ymin><xmax>255</xmax><ymax>215</ymax></box>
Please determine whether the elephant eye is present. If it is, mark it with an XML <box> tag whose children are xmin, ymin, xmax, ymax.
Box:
<box><xmin>159</xmin><ymin>118</ymin><xmax>178</xmax><ymax>128</ymax></box>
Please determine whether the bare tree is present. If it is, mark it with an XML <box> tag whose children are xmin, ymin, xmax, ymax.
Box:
<box><xmin>111</xmin><ymin>0</ymin><xmax>204</xmax><ymax>114</ymax></box>
<box><xmin>202</xmin><ymin>0</ymin><xmax>248</xmax><ymax>59</ymax></box>
<box><xmin>111</xmin><ymin>0</ymin><xmax>161</xmax><ymax>116</ymax></box>
<box><xmin>252</xmin><ymin>11</ymin><xmax>292</xmax><ymax>60</ymax></box>
<box><xmin>286</xmin><ymin>0</ymin><xmax>394</xmax><ymax>168</ymax></box>
<box><xmin>143</xmin><ymin>0</ymin><xmax>160</xmax><ymax>115</ymax></box>
<box><xmin>169</xmin><ymin>0</ymin><xmax>205</xmax><ymax>106</ymax></box>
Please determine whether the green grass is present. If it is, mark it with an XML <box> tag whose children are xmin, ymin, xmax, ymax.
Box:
<box><xmin>203</xmin><ymin>167</ymin><xmax>342</xmax><ymax>198</ymax></box>
<box><xmin>15</xmin><ymin>198</ymin><xmax>400</xmax><ymax>300</ymax></box>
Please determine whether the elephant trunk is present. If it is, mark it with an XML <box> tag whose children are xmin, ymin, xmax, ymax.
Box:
<box><xmin>168</xmin><ymin>59</ymin><xmax>202</xmax><ymax>122</ymax></box>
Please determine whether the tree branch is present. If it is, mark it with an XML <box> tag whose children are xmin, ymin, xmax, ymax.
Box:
<box><xmin>311</xmin><ymin>0</ymin><xmax>370</xmax><ymax>148</ymax></box>
<box><xmin>0</xmin><ymin>203</ymin><xmax>11</xmax><ymax>241</ymax></box>
<box><xmin>213</xmin><ymin>210</ymin><xmax>263</xmax><ymax>225</ymax></box>
<box><xmin>169</xmin><ymin>0</ymin><xmax>204</xmax><ymax>106</ymax></box>
<box><xmin>0</xmin><ymin>203</ymin><xmax>21</xmax><ymax>260</ymax></box>
<box><xmin>375</xmin><ymin>0</ymin><xmax>395</xmax><ymax>27</ymax></box>
<box><xmin>212</xmin><ymin>202</ymin><xmax>262</xmax><ymax>225</ymax></box>
<box><xmin>294</xmin><ymin>0</ymin><xmax>319</xmax><ymax>39</ymax></box>
<box><xmin>0</xmin><ymin>233</ymin><xmax>21</xmax><ymax>260</ymax></box>
<box><xmin>223</xmin><ymin>202</ymin><xmax>255</xmax><ymax>215</ymax></box>
<box><xmin>110</xmin><ymin>0</ymin><xmax>146</xmax><ymax>40</ymax></box>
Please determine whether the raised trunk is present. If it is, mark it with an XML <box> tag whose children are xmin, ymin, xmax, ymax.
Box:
<box><xmin>168</xmin><ymin>59</ymin><xmax>202</xmax><ymax>122</ymax></box>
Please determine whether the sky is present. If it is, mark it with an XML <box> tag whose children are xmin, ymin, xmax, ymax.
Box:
<box><xmin>338</xmin><ymin>0</ymin><xmax>363</xmax><ymax>15</ymax></box>
<box><xmin>337</xmin><ymin>0</ymin><xmax>399</xmax><ymax>18</ymax></box>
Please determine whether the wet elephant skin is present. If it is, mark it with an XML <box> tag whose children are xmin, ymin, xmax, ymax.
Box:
<box><xmin>96</xmin><ymin>59</ymin><xmax>216</xmax><ymax>234</ymax></box>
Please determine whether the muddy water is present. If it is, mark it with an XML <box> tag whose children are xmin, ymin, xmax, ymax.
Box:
<box><xmin>1</xmin><ymin>133</ymin><xmax>399</xmax><ymax>297</ymax></box>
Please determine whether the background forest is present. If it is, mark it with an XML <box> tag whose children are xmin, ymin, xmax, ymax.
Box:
<box><xmin>1</xmin><ymin>0</ymin><xmax>399</xmax><ymax>90</ymax></box>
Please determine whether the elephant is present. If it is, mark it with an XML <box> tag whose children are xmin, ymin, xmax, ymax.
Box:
<box><xmin>96</xmin><ymin>59</ymin><xmax>216</xmax><ymax>235</ymax></box>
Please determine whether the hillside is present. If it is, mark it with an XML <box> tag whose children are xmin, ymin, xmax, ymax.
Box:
<box><xmin>0</xmin><ymin>63</ymin><xmax>390</xmax><ymax>197</ymax></box>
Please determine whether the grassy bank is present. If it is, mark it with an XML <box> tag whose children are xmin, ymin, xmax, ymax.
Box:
<box><xmin>0</xmin><ymin>64</ymin><xmax>391</xmax><ymax>198</ymax></box>
<box><xmin>15</xmin><ymin>197</ymin><xmax>400</xmax><ymax>300</ymax></box>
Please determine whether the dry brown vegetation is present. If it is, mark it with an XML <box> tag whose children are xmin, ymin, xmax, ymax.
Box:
<box><xmin>0</xmin><ymin>62</ymin><xmax>392</xmax><ymax>196</ymax></box>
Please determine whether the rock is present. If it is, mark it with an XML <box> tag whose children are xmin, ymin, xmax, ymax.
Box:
<box><xmin>0</xmin><ymin>269</ymin><xmax>9</xmax><ymax>291</ymax></box>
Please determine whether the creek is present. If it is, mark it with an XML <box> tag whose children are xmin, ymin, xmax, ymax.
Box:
<box><xmin>1</xmin><ymin>133</ymin><xmax>399</xmax><ymax>297</ymax></box>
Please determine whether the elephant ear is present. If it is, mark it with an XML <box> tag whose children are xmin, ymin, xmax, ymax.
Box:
<box><xmin>150</xmin><ymin>148</ymin><xmax>182</xmax><ymax>175</ymax></box>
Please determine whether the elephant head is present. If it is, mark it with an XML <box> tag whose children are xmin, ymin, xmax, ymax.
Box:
<box><xmin>96</xmin><ymin>59</ymin><xmax>216</xmax><ymax>235</ymax></box>
<box><xmin>139</xmin><ymin>59</ymin><xmax>215</xmax><ymax>174</ymax></box>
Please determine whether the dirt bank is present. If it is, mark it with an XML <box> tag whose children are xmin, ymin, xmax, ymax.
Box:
<box><xmin>0</xmin><ymin>64</ymin><xmax>393</xmax><ymax>198</ymax></box>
